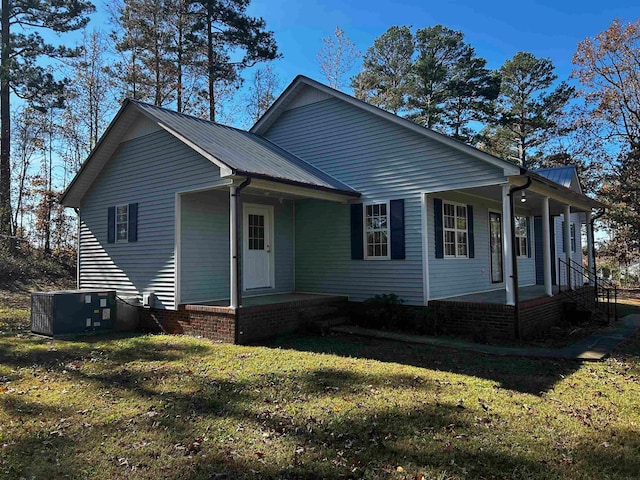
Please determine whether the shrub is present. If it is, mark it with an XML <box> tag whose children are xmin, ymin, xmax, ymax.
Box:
<box><xmin>358</xmin><ymin>293</ymin><xmax>404</xmax><ymax>330</ymax></box>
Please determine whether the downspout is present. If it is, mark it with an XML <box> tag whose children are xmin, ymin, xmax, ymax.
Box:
<box><xmin>509</xmin><ymin>176</ymin><xmax>532</xmax><ymax>341</ymax></box>
<box><xmin>233</xmin><ymin>177</ymin><xmax>251</xmax><ymax>343</ymax></box>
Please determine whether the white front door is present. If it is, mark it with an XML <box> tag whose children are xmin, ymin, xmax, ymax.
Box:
<box><xmin>243</xmin><ymin>204</ymin><xmax>273</xmax><ymax>290</ymax></box>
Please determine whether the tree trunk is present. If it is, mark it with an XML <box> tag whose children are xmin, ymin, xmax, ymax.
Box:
<box><xmin>206</xmin><ymin>1</ymin><xmax>215</xmax><ymax>121</ymax></box>
<box><xmin>0</xmin><ymin>0</ymin><xmax>13</xmax><ymax>250</ymax></box>
<box><xmin>176</xmin><ymin>13</ymin><xmax>183</xmax><ymax>112</ymax></box>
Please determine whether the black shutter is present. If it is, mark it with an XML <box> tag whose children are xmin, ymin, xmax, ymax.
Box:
<box><xmin>434</xmin><ymin>198</ymin><xmax>444</xmax><ymax>259</ymax></box>
<box><xmin>390</xmin><ymin>199</ymin><xmax>405</xmax><ymax>260</ymax></box>
<box><xmin>350</xmin><ymin>203</ymin><xmax>364</xmax><ymax>260</ymax></box>
<box><xmin>467</xmin><ymin>205</ymin><xmax>474</xmax><ymax>258</ymax></box>
<box><xmin>128</xmin><ymin>203</ymin><xmax>138</xmax><ymax>242</ymax></box>
<box><xmin>107</xmin><ymin>206</ymin><xmax>115</xmax><ymax>244</ymax></box>
<box><xmin>526</xmin><ymin>217</ymin><xmax>532</xmax><ymax>258</ymax></box>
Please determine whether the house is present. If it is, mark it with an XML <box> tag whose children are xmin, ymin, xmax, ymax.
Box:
<box><xmin>60</xmin><ymin>75</ymin><xmax>604</xmax><ymax>343</ymax></box>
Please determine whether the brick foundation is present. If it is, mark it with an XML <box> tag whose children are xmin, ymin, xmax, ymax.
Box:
<box><xmin>428</xmin><ymin>300</ymin><xmax>517</xmax><ymax>339</ymax></box>
<box><xmin>237</xmin><ymin>296</ymin><xmax>348</xmax><ymax>343</ymax></box>
<box><xmin>139</xmin><ymin>290</ymin><xmax>588</xmax><ymax>344</ymax></box>
<box><xmin>350</xmin><ymin>294</ymin><xmax>575</xmax><ymax>341</ymax></box>
<box><xmin>519</xmin><ymin>295</ymin><xmax>565</xmax><ymax>339</ymax></box>
<box><xmin>139</xmin><ymin>304</ymin><xmax>236</xmax><ymax>343</ymax></box>
<box><xmin>138</xmin><ymin>295</ymin><xmax>349</xmax><ymax>344</ymax></box>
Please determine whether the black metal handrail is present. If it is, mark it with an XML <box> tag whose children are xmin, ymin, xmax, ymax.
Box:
<box><xmin>558</xmin><ymin>258</ymin><xmax>617</xmax><ymax>323</ymax></box>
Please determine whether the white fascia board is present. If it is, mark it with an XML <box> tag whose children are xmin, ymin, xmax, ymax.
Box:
<box><xmin>420</xmin><ymin>179</ymin><xmax>509</xmax><ymax>194</ymax></box>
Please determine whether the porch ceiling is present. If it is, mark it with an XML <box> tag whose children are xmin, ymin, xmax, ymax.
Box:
<box><xmin>455</xmin><ymin>184</ymin><xmax>593</xmax><ymax>215</ymax></box>
<box><xmin>239</xmin><ymin>177</ymin><xmax>357</xmax><ymax>203</ymax></box>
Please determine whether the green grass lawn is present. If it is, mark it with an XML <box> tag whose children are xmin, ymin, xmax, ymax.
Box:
<box><xmin>0</xmin><ymin>293</ymin><xmax>639</xmax><ymax>479</ymax></box>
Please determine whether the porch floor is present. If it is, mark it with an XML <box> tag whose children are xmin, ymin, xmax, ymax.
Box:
<box><xmin>202</xmin><ymin>292</ymin><xmax>347</xmax><ymax>307</ymax></box>
<box><xmin>439</xmin><ymin>285</ymin><xmax>560</xmax><ymax>304</ymax></box>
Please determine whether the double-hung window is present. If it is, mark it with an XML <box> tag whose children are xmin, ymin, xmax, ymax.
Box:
<box><xmin>443</xmin><ymin>202</ymin><xmax>468</xmax><ymax>257</ymax></box>
<box><xmin>515</xmin><ymin>216</ymin><xmax>528</xmax><ymax>257</ymax></box>
<box><xmin>116</xmin><ymin>205</ymin><xmax>129</xmax><ymax>242</ymax></box>
<box><xmin>570</xmin><ymin>224</ymin><xmax>576</xmax><ymax>252</ymax></box>
<box><xmin>364</xmin><ymin>202</ymin><xmax>389</xmax><ymax>259</ymax></box>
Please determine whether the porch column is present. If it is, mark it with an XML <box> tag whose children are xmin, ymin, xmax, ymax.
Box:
<box><xmin>563</xmin><ymin>204</ymin><xmax>572</xmax><ymax>289</ymax></box>
<box><xmin>542</xmin><ymin>196</ymin><xmax>553</xmax><ymax>297</ymax></box>
<box><xmin>586</xmin><ymin>211</ymin><xmax>595</xmax><ymax>285</ymax></box>
<box><xmin>230</xmin><ymin>185</ymin><xmax>238</xmax><ymax>308</ymax></box>
<box><xmin>502</xmin><ymin>185</ymin><xmax>515</xmax><ymax>305</ymax></box>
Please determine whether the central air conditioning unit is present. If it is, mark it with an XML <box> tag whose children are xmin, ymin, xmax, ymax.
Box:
<box><xmin>31</xmin><ymin>290</ymin><xmax>116</xmax><ymax>337</ymax></box>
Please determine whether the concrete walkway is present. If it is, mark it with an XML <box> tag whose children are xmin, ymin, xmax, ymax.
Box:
<box><xmin>332</xmin><ymin>314</ymin><xmax>640</xmax><ymax>361</ymax></box>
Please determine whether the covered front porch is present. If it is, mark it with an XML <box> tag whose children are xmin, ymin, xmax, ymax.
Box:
<box><xmin>425</xmin><ymin>169</ymin><xmax>604</xmax><ymax>340</ymax></box>
<box><xmin>167</xmin><ymin>177</ymin><xmax>359</xmax><ymax>343</ymax></box>
<box><xmin>176</xmin><ymin>176</ymin><xmax>358</xmax><ymax>308</ymax></box>
<box><xmin>427</xmin><ymin>168</ymin><xmax>602</xmax><ymax>308</ymax></box>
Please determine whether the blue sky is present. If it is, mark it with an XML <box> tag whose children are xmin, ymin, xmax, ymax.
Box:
<box><xmin>238</xmin><ymin>0</ymin><xmax>637</xmax><ymax>89</ymax></box>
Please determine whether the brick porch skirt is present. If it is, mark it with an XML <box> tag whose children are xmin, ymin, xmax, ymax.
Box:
<box><xmin>429</xmin><ymin>288</ymin><xmax>595</xmax><ymax>340</ymax></box>
<box><xmin>138</xmin><ymin>289</ymin><xmax>595</xmax><ymax>343</ymax></box>
<box><xmin>138</xmin><ymin>296</ymin><xmax>348</xmax><ymax>344</ymax></box>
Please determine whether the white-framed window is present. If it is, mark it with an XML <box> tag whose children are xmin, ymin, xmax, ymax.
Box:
<box><xmin>515</xmin><ymin>216</ymin><xmax>528</xmax><ymax>257</ymax></box>
<box><xmin>570</xmin><ymin>223</ymin><xmax>576</xmax><ymax>252</ymax></box>
<box><xmin>443</xmin><ymin>201</ymin><xmax>468</xmax><ymax>258</ymax></box>
<box><xmin>116</xmin><ymin>204</ymin><xmax>129</xmax><ymax>242</ymax></box>
<box><xmin>364</xmin><ymin>202</ymin><xmax>389</xmax><ymax>259</ymax></box>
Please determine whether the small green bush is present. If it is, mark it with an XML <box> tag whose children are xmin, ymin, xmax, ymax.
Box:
<box><xmin>359</xmin><ymin>293</ymin><xmax>404</xmax><ymax>330</ymax></box>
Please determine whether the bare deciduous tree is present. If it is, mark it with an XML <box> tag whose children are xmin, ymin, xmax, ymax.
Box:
<box><xmin>317</xmin><ymin>25</ymin><xmax>361</xmax><ymax>90</ymax></box>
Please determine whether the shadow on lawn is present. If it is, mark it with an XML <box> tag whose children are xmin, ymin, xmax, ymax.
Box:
<box><xmin>1</xmin><ymin>333</ymin><xmax>638</xmax><ymax>479</ymax></box>
<box><xmin>266</xmin><ymin>332</ymin><xmax>583</xmax><ymax>396</ymax></box>
<box><xmin>2</xmin><ymin>364</ymin><xmax>566</xmax><ymax>479</ymax></box>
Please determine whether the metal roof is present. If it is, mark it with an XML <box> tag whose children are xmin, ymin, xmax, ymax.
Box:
<box><xmin>533</xmin><ymin>166</ymin><xmax>578</xmax><ymax>190</ymax></box>
<box><xmin>61</xmin><ymin>100</ymin><xmax>358</xmax><ymax>207</ymax></box>
<box><xmin>132</xmin><ymin>101</ymin><xmax>357</xmax><ymax>194</ymax></box>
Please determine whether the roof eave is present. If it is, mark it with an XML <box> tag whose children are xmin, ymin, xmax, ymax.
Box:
<box><xmin>251</xmin><ymin>75</ymin><xmax>521</xmax><ymax>175</ymax></box>
<box><xmin>234</xmin><ymin>170</ymin><xmax>360</xmax><ymax>199</ymax></box>
<box><xmin>512</xmin><ymin>172</ymin><xmax>605</xmax><ymax>210</ymax></box>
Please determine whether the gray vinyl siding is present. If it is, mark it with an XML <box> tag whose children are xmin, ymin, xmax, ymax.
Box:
<box><xmin>265</xmin><ymin>97</ymin><xmax>509</xmax><ymax>305</ymax></box>
<box><xmin>427</xmin><ymin>192</ymin><xmax>535</xmax><ymax>300</ymax></box>
<box><xmin>295</xmin><ymin>199</ymin><xmax>419</xmax><ymax>302</ymax></box>
<box><xmin>178</xmin><ymin>191</ymin><xmax>294</xmax><ymax>304</ymax></box>
<box><xmin>79</xmin><ymin>130</ymin><xmax>225</xmax><ymax>309</ymax></box>
<box><xmin>179</xmin><ymin>189</ymin><xmax>229</xmax><ymax>304</ymax></box>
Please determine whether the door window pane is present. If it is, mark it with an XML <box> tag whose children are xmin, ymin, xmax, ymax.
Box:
<box><xmin>248</xmin><ymin>214</ymin><xmax>265</xmax><ymax>250</ymax></box>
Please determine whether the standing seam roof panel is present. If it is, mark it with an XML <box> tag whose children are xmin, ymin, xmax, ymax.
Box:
<box><xmin>133</xmin><ymin>102</ymin><xmax>356</xmax><ymax>194</ymax></box>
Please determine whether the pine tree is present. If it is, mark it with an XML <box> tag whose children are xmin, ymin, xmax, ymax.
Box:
<box><xmin>408</xmin><ymin>25</ymin><xmax>497</xmax><ymax>140</ymax></box>
<box><xmin>351</xmin><ymin>26</ymin><xmax>414</xmax><ymax>114</ymax></box>
<box><xmin>188</xmin><ymin>0</ymin><xmax>280</xmax><ymax>121</ymax></box>
<box><xmin>489</xmin><ymin>52</ymin><xmax>574</xmax><ymax>168</ymax></box>
<box><xmin>0</xmin><ymin>0</ymin><xmax>94</xmax><ymax>250</ymax></box>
